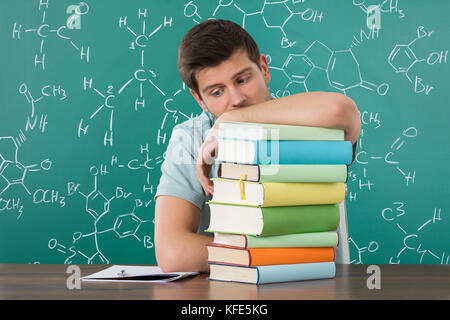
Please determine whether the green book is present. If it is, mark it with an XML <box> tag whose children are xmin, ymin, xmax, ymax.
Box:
<box><xmin>211</xmin><ymin>231</ymin><xmax>339</xmax><ymax>248</ymax></box>
<box><xmin>206</xmin><ymin>202</ymin><xmax>340</xmax><ymax>237</ymax></box>
<box><xmin>218</xmin><ymin>121</ymin><xmax>344</xmax><ymax>141</ymax></box>
<box><xmin>219</xmin><ymin>162</ymin><xmax>348</xmax><ymax>183</ymax></box>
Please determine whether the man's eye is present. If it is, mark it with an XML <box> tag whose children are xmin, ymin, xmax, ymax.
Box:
<box><xmin>211</xmin><ymin>89</ymin><xmax>223</xmax><ymax>97</ymax></box>
<box><xmin>237</xmin><ymin>76</ymin><xmax>250</xmax><ymax>84</ymax></box>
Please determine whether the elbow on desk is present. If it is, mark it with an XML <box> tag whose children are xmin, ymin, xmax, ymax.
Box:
<box><xmin>155</xmin><ymin>242</ymin><xmax>177</xmax><ymax>273</ymax></box>
<box><xmin>156</xmin><ymin>254</ymin><xmax>181</xmax><ymax>273</ymax></box>
<box><xmin>155</xmin><ymin>241</ymin><xmax>195</xmax><ymax>273</ymax></box>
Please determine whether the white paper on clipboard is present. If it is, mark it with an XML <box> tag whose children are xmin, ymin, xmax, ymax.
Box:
<box><xmin>81</xmin><ymin>265</ymin><xmax>199</xmax><ymax>283</ymax></box>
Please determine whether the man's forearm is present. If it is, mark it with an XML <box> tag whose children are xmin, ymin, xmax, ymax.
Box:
<box><xmin>218</xmin><ymin>91</ymin><xmax>361</xmax><ymax>144</ymax></box>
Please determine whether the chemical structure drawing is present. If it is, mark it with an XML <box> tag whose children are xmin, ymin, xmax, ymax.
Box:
<box><xmin>381</xmin><ymin>203</ymin><xmax>447</xmax><ymax>264</ymax></box>
<box><xmin>348</xmin><ymin>19</ymin><xmax>380</xmax><ymax>50</ymax></box>
<box><xmin>349</xmin><ymin>237</ymin><xmax>379</xmax><ymax>264</ymax></box>
<box><xmin>182</xmin><ymin>1</ymin><xmax>389</xmax><ymax>97</ymax></box>
<box><xmin>353</xmin><ymin>0</ymin><xmax>406</xmax><ymax>22</ymax></box>
<box><xmin>0</xmin><ymin>136</ymin><xmax>51</xmax><ymax>198</ymax></box>
<box><xmin>79</xmin><ymin>77</ymin><xmax>117</xmax><ymax>147</ymax></box>
<box><xmin>268</xmin><ymin>40</ymin><xmax>389</xmax><ymax>97</ymax></box>
<box><xmin>184</xmin><ymin>0</ymin><xmax>323</xmax><ymax>48</ymax></box>
<box><xmin>48</xmin><ymin>236</ymin><xmax>108</xmax><ymax>264</ymax></box>
<box><xmin>19</xmin><ymin>82</ymin><xmax>67</xmax><ymax>137</ymax></box>
<box><xmin>0</xmin><ymin>137</ymin><xmax>32</xmax><ymax>197</ymax></box>
<box><xmin>79</xmin><ymin>8</ymin><xmax>174</xmax><ymax>147</ymax></box>
<box><xmin>117</xmin><ymin>8</ymin><xmax>172</xmax><ymax>108</ymax></box>
<box><xmin>12</xmin><ymin>0</ymin><xmax>90</xmax><ymax>71</ymax></box>
<box><xmin>78</xmin><ymin>174</ymin><xmax>113</xmax><ymax>220</ymax></box>
<box><xmin>109</xmin><ymin>143</ymin><xmax>164</xmax><ymax>196</ymax></box>
<box><xmin>0</xmin><ymin>82</ymin><xmax>59</xmax><ymax>220</ymax></box>
<box><xmin>89</xmin><ymin>143</ymin><xmax>164</xmax><ymax>200</ymax></box>
<box><xmin>159</xmin><ymin>83</ymin><xmax>200</xmax><ymax>146</ymax></box>
<box><xmin>49</xmin><ymin>173</ymin><xmax>153</xmax><ymax>264</ymax></box>
<box><xmin>388</xmin><ymin>26</ymin><xmax>448</xmax><ymax>95</ymax></box>
<box><xmin>352</xmin><ymin>126</ymin><xmax>417</xmax><ymax>196</ymax></box>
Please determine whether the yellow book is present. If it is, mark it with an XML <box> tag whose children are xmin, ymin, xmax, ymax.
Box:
<box><xmin>210</xmin><ymin>178</ymin><xmax>345</xmax><ymax>207</ymax></box>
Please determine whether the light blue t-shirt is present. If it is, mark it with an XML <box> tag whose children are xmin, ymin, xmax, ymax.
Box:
<box><xmin>155</xmin><ymin>111</ymin><xmax>219</xmax><ymax>235</ymax></box>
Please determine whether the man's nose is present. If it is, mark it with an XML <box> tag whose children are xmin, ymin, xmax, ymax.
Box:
<box><xmin>229</xmin><ymin>86</ymin><xmax>246</xmax><ymax>108</ymax></box>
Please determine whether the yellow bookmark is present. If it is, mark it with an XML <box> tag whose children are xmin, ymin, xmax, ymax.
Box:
<box><xmin>239</xmin><ymin>174</ymin><xmax>248</xmax><ymax>200</ymax></box>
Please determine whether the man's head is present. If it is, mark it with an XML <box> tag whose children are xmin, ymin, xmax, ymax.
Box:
<box><xmin>178</xmin><ymin>19</ymin><xmax>272</xmax><ymax>118</ymax></box>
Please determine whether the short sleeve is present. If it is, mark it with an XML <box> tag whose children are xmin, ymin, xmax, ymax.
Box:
<box><xmin>154</xmin><ymin>126</ymin><xmax>206</xmax><ymax>209</ymax></box>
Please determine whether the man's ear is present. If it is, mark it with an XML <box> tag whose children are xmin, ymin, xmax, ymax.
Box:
<box><xmin>190</xmin><ymin>89</ymin><xmax>209</xmax><ymax>113</ymax></box>
<box><xmin>259</xmin><ymin>54</ymin><xmax>271</xmax><ymax>84</ymax></box>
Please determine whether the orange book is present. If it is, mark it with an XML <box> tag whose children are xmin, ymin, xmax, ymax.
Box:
<box><xmin>206</xmin><ymin>244</ymin><xmax>335</xmax><ymax>267</ymax></box>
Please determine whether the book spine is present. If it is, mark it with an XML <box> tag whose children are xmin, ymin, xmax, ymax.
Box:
<box><xmin>260</xmin><ymin>204</ymin><xmax>340</xmax><ymax>236</ymax></box>
<box><xmin>259</xmin><ymin>164</ymin><xmax>348</xmax><ymax>182</ymax></box>
<box><xmin>219</xmin><ymin>122</ymin><xmax>344</xmax><ymax>140</ymax></box>
<box><xmin>256</xmin><ymin>262</ymin><xmax>336</xmax><ymax>284</ymax></box>
<box><xmin>246</xmin><ymin>231</ymin><xmax>339</xmax><ymax>248</ymax></box>
<box><xmin>262</xmin><ymin>182</ymin><xmax>346</xmax><ymax>206</ymax></box>
<box><xmin>255</xmin><ymin>140</ymin><xmax>352</xmax><ymax>164</ymax></box>
<box><xmin>264</xmin><ymin>125</ymin><xmax>344</xmax><ymax>140</ymax></box>
<box><xmin>249</xmin><ymin>247</ymin><xmax>335</xmax><ymax>266</ymax></box>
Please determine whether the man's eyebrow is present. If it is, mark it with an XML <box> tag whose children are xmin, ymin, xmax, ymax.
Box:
<box><xmin>201</xmin><ymin>67</ymin><xmax>253</xmax><ymax>94</ymax></box>
<box><xmin>232</xmin><ymin>67</ymin><xmax>253</xmax><ymax>80</ymax></box>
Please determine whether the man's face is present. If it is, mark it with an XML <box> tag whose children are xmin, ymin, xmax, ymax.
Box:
<box><xmin>190</xmin><ymin>49</ymin><xmax>272</xmax><ymax>119</ymax></box>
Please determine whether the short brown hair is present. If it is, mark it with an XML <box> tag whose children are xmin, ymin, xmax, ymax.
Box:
<box><xmin>177</xmin><ymin>19</ymin><xmax>261</xmax><ymax>98</ymax></box>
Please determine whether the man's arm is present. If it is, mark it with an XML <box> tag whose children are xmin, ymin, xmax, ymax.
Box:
<box><xmin>196</xmin><ymin>91</ymin><xmax>361</xmax><ymax>196</ymax></box>
<box><xmin>155</xmin><ymin>195</ymin><xmax>213</xmax><ymax>273</ymax></box>
<box><xmin>219</xmin><ymin>91</ymin><xmax>361</xmax><ymax>144</ymax></box>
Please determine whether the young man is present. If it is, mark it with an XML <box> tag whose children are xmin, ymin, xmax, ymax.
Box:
<box><xmin>154</xmin><ymin>19</ymin><xmax>360</xmax><ymax>273</ymax></box>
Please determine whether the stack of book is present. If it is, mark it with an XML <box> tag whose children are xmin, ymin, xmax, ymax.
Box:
<box><xmin>205</xmin><ymin>121</ymin><xmax>352</xmax><ymax>284</ymax></box>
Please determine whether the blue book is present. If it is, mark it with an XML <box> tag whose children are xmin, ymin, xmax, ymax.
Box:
<box><xmin>216</xmin><ymin>138</ymin><xmax>352</xmax><ymax>165</ymax></box>
<box><xmin>209</xmin><ymin>262</ymin><xmax>336</xmax><ymax>284</ymax></box>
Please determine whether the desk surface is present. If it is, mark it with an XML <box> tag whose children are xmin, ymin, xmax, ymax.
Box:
<box><xmin>0</xmin><ymin>264</ymin><xmax>448</xmax><ymax>300</ymax></box>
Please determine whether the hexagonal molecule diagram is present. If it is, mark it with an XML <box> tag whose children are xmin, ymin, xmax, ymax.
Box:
<box><xmin>274</xmin><ymin>40</ymin><xmax>389</xmax><ymax>96</ymax></box>
<box><xmin>387</xmin><ymin>26</ymin><xmax>448</xmax><ymax>95</ymax></box>
<box><xmin>0</xmin><ymin>136</ymin><xmax>32</xmax><ymax>196</ymax></box>
<box><xmin>50</xmin><ymin>176</ymin><xmax>153</xmax><ymax>264</ymax></box>
<box><xmin>78</xmin><ymin>175</ymin><xmax>111</xmax><ymax>219</ymax></box>
<box><xmin>114</xmin><ymin>212</ymin><xmax>147</xmax><ymax>241</ymax></box>
<box><xmin>283</xmin><ymin>54</ymin><xmax>314</xmax><ymax>83</ymax></box>
<box><xmin>388</xmin><ymin>44</ymin><xmax>419</xmax><ymax>74</ymax></box>
<box><xmin>209</xmin><ymin>0</ymin><xmax>323</xmax><ymax>48</ymax></box>
<box><xmin>327</xmin><ymin>50</ymin><xmax>363</xmax><ymax>91</ymax></box>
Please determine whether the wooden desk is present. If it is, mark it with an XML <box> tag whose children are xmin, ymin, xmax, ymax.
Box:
<box><xmin>0</xmin><ymin>264</ymin><xmax>448</xmax><ymax>300</ymax></box>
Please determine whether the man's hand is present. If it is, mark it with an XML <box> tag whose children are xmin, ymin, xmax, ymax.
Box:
<box><xmin>196</xmin><ymin>124</ymin><xmax>219</xmax><ymax>196</ymax></box>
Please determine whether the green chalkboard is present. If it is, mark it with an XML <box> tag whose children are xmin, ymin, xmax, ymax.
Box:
<box><xmin>1</xmin><ymin>0</ymin><xmax>449</xmax><ymax>264</ymax></box>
